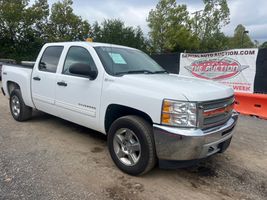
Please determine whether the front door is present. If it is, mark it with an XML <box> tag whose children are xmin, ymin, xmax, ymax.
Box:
<box><xmin>54</xmin><ymin>46</ymin><xmax>102</xmax><ymax>130</ymax></box>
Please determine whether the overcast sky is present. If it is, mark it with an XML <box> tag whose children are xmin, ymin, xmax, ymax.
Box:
<box><xmin>31</xmin><ymin>0</ymin><xmax>267</xmax><ymax>43</ymax></box>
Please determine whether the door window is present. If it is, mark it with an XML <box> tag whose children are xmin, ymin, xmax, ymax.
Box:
<box><xmin>39</xmin><ymin>46</ymin><xmax>63</xmax><ymax>73</ymax></box>
<box><xmin>62</xmin><ymin>46</ymin><xmax>97</xmax><ymax>76</ymax></box>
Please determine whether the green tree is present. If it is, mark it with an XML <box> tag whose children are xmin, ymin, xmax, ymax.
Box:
<box><xmin>0</xmin><ymin>0</ymin><xmax>49</xmax><ymax>61</ymax></box>
<box><xmin>228</xmin><ymin>24</ymin><xmax>254</xmax><ymax>48</ymax></box>
<box><xmin>260</xmin><ymin>41</ymin><xmax>267</xmax><ymax>49</ymax></box>
<box><xmin>192</xmin><ymin>0</ymin><xmax>230</xmax><ymax>51</ymax></box>
<box><xmin>147</xmin><ymin>0</ymin><xmax>199</xmax><ymax>53</ymax></box>
<box><xmin>92</xmin><ymin>19</ymin><xmax>148</xmax><ymax>52</ymax></box>
<box><xmin>21</xmin><ymin>0</ymin><xmax>49</xmax><ymax>60</ymax></box>
<box><xmin>0</xmin><ymin>0</ymin><xmax>26</xmax><ymax>59</ymax></box>
<box><xmin>47</xmin><ymin>0</ymin><xmax>90</xmax><ymax>42</ymax></box>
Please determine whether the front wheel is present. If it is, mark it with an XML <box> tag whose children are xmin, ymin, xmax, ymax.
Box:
<box><xmin>108</xmin><ymin>115</ymin><xmax>156</xmax><ymax>176</ymax></box>
<box><xmin>9</xmin><ymin>89</ymin><xmax>32</xmax><ymax>121</ymax></box>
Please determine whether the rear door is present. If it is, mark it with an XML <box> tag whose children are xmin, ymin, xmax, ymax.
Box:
<box><xmin>31</xmin><ymin>46</ymin><xmax>64</xmax><ymax>114</ymax></box>
<box><xmin>54</xmin><ymin>45</ymin><xmax>102</xmax><ymax>130</ymax></box>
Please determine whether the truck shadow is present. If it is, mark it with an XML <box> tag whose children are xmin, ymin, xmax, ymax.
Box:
<box><xmin>30</xmin><ymin>110</ymin><xmax>107</xmax><ymax>141</ymax></box>
<box><xmin>28</xmin><ymin>110</ymin><xmax>267</xmax><ymax>199</ymax></box>
<box><xmin>29</xmin><ymin>110</ymin><xmax>226</xmax><ymax>177</ymax></box>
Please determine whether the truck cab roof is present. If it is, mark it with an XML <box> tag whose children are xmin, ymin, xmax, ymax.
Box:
<box><xmin>44</xmin><ymin>41</ymin><xmax>137</xmax><ymax>51</ymax></box>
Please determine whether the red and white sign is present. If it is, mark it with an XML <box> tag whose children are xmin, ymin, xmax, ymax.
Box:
<box><xmin>180</xmin><ymin>49</ymin><xmax>258</xmax><ymax>93</ymax></box>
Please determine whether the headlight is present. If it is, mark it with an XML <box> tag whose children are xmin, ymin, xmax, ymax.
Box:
<box><xmin>161</xmin><ymin>100</ymin><xmax>197</xmax><ymax>127</ymax></box>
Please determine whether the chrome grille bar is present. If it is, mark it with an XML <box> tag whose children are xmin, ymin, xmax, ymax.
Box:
<box><xmin>199</xmin><ymin>96</ymin><xmax>235</xmax><ymax>129</ymax></box>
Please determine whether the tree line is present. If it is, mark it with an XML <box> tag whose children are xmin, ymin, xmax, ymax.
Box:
<box><xmin>0</xmin><ymin>0</ymin><xmax>266</xmax><ymax>62</ymax></box>
<box><xmin>147</xmin><ymin>0</ymin><xmax>264</xmax><ymax>52</ymax></box>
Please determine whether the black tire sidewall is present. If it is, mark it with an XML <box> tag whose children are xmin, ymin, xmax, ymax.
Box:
<box><xmin>108</xmin><ymin>116</ymin><xmax>153</xmax><ymax>175</ymax></box>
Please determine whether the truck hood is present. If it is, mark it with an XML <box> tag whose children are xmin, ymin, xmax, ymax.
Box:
<box><xmin>117</xmin><ymin>73</ymin><xmax>234</xmax><ymax>102</ymax></box>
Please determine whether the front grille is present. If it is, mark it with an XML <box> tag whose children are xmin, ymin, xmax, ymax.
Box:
<box><xmin>201</xmin><ymin>96</ymin><xmax>234</xmax><ymax>129</ymax></box>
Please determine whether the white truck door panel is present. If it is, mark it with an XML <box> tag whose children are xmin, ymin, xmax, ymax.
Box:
<box><xmin>32</xmin><ymin>72</ymin><xmax>56</xmax><ymax>104</ymax></box>
<box><xmin>54</xmin><ymin>46</ymin><xmax>102</xmax><ymax>130</ymax></box>
<box><xmin>55</xmin><ymin>77</ymin><xmax>99</xmax><ymax>118</ymax></box>
<box><xmin>32</xmin><ymin>46</ymin><xmax>64</xmax><ymax>113</ymax></box>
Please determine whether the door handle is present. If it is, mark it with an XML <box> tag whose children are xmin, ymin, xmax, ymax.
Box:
<box><xmin>57</xmin><ymin>81</ymin><xmax>67</xmax><ymax>87</ymax></box>
<box><xmin>33</xmin><ymin>76</ymin><xmax>41</xmax><ymax>81</ymax></box>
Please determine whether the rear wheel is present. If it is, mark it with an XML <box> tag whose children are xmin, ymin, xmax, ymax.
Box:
<box><xmin>9</xmin><ymin>89</ymin><xmax>32</xmax><ymax>121</ymax></box>
<box><xmin>108</xmin><ymin>115</ymin><xmax>156</xmax><ymax>175</ymax></box>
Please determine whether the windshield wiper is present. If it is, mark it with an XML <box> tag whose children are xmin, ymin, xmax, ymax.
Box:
<box><xmin>115</xmin><ymin>70</ymin><xmax>168</xmax><ymax>76</ymax></box>
<box><xmin>153</xmin><ymin>70</ymin><xmax>168</xmax><ymax>74</ymax></box>
<box><xmin>115</xmin><ymin>70</ymin><xmax>154</xmax><ymax>75</ymax></box>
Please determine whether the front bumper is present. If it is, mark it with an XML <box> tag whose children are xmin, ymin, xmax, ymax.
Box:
<box><xmin>153</xmin><ymin>112</ymin><xmax>238</xmax><ymax>161</ymax></box>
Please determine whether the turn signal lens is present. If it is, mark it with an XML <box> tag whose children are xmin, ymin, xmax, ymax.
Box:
<box><xmin>161</xmin><ymin>113</ymin><xmax>171</xmax><ymax>124</ymax></box>
<box><xmin>162</xmin><ymin>101</ymin><xmax>171</xmax><ymax>112</ymax></box>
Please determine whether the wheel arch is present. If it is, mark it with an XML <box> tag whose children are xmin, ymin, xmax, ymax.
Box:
<box><xmin>104</xmin><ymin>104</ymin><xmax>153</xmax><ymax>134</ymax></box>
<box><xmin>6</xmin><ymin>80</ymin><xmax>34</xmax><ymax>108</ymax></box>
<box><xmin>7</xmin><ymin>81</ymin><xmax>20</xmax><ymax>96</ymax></box>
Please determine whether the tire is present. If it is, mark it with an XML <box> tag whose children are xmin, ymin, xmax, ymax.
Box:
<box><xmin>108</xmin><ymin>115</ymin><xmax>156</xmax><ymax>176</ymax></box>
<box><xmin>9</xmin><ymin>89</ymin><xmax>32</xmax><ymax>121</ymax></box>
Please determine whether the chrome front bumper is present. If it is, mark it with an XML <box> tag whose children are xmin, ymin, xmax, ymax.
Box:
<box><xmin>153</xmin><ymin>112</ymin><xmax>238</xmax><ymax>161</ymax></box>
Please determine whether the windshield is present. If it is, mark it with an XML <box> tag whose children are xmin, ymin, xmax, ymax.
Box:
<box><xmin>94</xmin><ymin>46</ymin><xmax>166</xmax><ymax>76</ymax></box>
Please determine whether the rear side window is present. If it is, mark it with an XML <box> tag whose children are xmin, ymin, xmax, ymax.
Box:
<box><xmin>39</xmin><ymin>46</ymin><xmax>63</xmax><ymax>73</ymax></box>
<box><xmin>62</xmin><ymin>46</ymin><xmax>97</xmax><ymax>76</ymax></box>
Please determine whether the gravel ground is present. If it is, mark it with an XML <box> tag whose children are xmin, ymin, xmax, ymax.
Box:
<box><xmin>0</xmin><ymin>89</ymin><xmax>267</xmax><ymax>200</ymax></box>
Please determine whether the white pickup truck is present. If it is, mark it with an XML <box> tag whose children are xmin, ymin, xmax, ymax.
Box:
<box><xmin>1</xmin><ymin>42</ymin><xmax>238</xmax><ymax>175</ymax></box>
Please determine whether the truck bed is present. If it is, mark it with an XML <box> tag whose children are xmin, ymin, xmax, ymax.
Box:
<box><xmin>1</xmin><ymin>63</ymin><xmax>34</xmax><ymax>108</ymax></box>
<box><xmin>3</xmin><ymin>62</ymin><xmax>35</xmax><ymax>69</ymax></box>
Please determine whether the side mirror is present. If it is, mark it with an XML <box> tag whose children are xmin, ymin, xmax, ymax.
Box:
<box><xmin>69</xmin><ymin>63</ymin><xmax>97</xmax><ymax>80</ymax></box>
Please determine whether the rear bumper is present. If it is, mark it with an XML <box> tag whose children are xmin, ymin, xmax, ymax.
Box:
<box><xmin>153</xmin><ymin>112</ymin><xmax>238</xmax><ymax>161</ymax></box>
